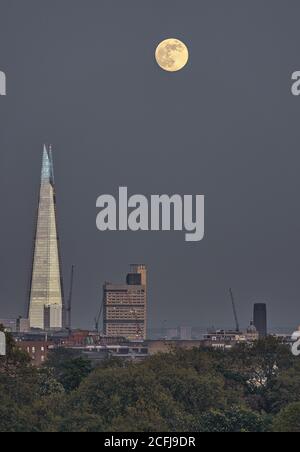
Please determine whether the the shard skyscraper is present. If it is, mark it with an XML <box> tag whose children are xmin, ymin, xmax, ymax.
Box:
<box><xmin>28</xmin><ymin>146</ymin><xmax>64</xmax><ymax>330</ymax></box>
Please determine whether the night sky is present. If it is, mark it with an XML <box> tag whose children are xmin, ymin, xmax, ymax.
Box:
<box><xmin>0</xmin><ymin>0</ymin><xmax>300</xmax><ymax>332</ymax></box>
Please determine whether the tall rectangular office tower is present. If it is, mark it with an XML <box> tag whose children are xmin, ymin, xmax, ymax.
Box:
<box><xmin>103</xmin><ymin>264</ymin><xmax>147</xmax><ymax>340</ymax></box>
<box><xmin>28</xmin><ymin>146</ymin><xmax>64</xmax><ymax>330</ymax></box>
<box><xmin>253</xmin><ymin>303</ymin><xmax>267</xmax><ymax>338</ymax></box>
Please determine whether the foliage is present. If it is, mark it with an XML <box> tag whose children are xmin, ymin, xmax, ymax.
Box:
<box><xmin>195</xmin><ymin>407</ymin><xmax>271</xmax><ymax>432</ymax></box>
<box><xmin>272</xmin><ymin>402</ymin><xmax>300</xmax><ymax>432</ymax></box>
<box><xmin>44</xmin><ymin>348</ymin><xmax>93</xmax><ymax>392</ymax></box>
<box><xmin>0</xmin><ymin>334</ymin><xmax>299</xmax><ymax>432</ymax></box>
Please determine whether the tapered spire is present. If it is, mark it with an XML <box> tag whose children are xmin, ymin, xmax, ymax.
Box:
<box><xmin>28</xmin><ymin>145</ymin><xmax>64</xmax><ymax>330</ymax></box>
<box><xmin>41</xmin><ymin>145</ymin><xmax>54</xmax><ymax>184</ymax></box>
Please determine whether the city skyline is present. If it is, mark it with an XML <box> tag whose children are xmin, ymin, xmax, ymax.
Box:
<box><xmin>0</xmin><ymin>142</ymin><xmax>297</xmax><ymax>334</ymax></box>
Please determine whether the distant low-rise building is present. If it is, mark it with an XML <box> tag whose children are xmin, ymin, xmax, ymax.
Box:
<box><xmin>245</xmin><ymin>321</ymin><xmax>259</xmax><ymax>341</ymax></box>
<box><xmin>0</xmin><ymin>318</ymin><xmax>30</xmax><ymax>333</ymax></box>
<box><xmin>203</xmin><ymin>327</ymin><xmax>259</xmax><ymax>349</ymax></box>
<box><xmin>0</xmin><ymin>319</ymin><xmax>17</xmax><ymax>332</ymax></box>
<box><xmin>178</xmin><ymin>326</ymin><xmax>192</xmax><ymax>340</ymax></box>
<box><xmin>147</xmin><ymin>340</ymin><xmax>203</xmax><ymax>355</ymax></box>
<box><xmin>165</xmin><ymin>326</ymin><xmax>193</xmax><ymax>340</ymax></box>
<box><xmin>165</xmin><ymin>328</ymin><xmax>179</xmax><ymax>340</ymax></box>
<box><xmin>17</xmin><ymin>341</ymin><xmax>52</xmax><ymax>366</ymax></box>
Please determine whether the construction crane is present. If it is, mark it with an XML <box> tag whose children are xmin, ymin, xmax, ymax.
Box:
<box><xmin>94</xmin><ymin>297</ymin><xmax>104</xmax><ymax>333</ymax></box>
<box><xmin>229</xmin><ymin>288</ymin><xmax>240</xmax><ymax>333</ymax></box>
<box><xmin>66</xmin><ymin>265</ymin><xmax>75</xmax><ymax>331</ymax></box>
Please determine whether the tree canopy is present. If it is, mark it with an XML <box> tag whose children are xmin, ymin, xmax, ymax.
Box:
<box><xmin>0</xmin><ymin>332</ymin><xmax>299</xmax><ymax>432</ymax></box>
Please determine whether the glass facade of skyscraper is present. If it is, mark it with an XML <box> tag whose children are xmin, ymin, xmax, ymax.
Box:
<box><xmin>28</xmin><ymin>146</ymin><xmax>64</xmax><ymax>330</ymax></box>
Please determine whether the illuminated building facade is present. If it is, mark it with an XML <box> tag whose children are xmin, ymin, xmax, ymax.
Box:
<box><xmin>103</xmin><ymin>264</ymin><xmax>147</xmax><ymax>340</ymax></box>
<box><xmin>28</xmin><ymin>146</ymin><xmax>64</xmax><ymax>330</ymax></box>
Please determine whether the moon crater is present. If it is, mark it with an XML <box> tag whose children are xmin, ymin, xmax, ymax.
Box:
<box><xmin>155</xmin><ymin>39</ymin><xmax>189</xmax><ymax>72</ymax></box>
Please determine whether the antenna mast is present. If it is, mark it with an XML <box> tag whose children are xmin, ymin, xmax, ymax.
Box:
<box><xmin>67</xmin><ymin>265</ymin><xmax>75</xmax><ymax>331</ymax></box>
<box><xmin>229</xmin><ymin>288</ymin><xmax>240</xmax><ymax>333</ymax></box>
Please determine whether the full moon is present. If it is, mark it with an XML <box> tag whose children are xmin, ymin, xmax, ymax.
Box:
<box><xmin>155</xmin><ymin>38</ymin><xmax>189</xmax><ymax>72</ymax></box>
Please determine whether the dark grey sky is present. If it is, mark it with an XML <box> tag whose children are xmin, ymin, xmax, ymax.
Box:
<box><xmin>0</xmin><ymin>0</ymin><xmax>300</xmax><ymax>332</ymax></box>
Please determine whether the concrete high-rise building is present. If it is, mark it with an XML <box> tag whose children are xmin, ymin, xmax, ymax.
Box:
<box><xmin>103</xmin><ymin>264</ymin><xmax>147</xmax><ymax>340</ymax></box>
<box><xmin>130</xmin><ymin>264</ymin><xmax>147</xmax><ymax>286</ymax></box>
<box><xmin>28</xmin><ymin>146</ymin><xmax>64</xmax><ymax>330</ymax></box>
<box><xmin>253</xmin><ymin>303</ymin><xmax>267</xmax><ymax>338</ymax></box>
